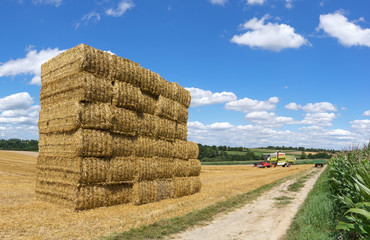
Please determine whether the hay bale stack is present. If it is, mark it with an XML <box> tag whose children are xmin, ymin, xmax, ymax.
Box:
<box><xmin>36</xmin><ymin>44</ymin><xmax>201</xmax><ymax>211</ymax></box>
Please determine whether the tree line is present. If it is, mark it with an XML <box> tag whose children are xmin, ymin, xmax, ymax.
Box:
<box><xmin>0</xmin><ymin>139</ymin><xmax>39</xmax><ymax>151</ymax></box>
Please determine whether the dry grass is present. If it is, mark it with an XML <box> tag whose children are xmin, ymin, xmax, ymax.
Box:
<box><xmin>0</xmin><ymin>150</ymin><xmax>313</xmax><ymax>240</ymax></box>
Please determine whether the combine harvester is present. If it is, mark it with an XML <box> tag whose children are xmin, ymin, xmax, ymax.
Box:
<box><xmin>255</xmin><ymin>151</ymin><xmax>296</xmax><ymax>168</ymax></box>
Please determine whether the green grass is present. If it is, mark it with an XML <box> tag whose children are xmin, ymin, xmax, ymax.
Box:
<box><xmin>99</xmin><ymin>170</ymin><xmax>311</xmax><ymax>240</ymax></box>
<box><xmin>282</xmin><ymin>168</ymin><xmax>341</xmax><ymax>240</ymax></box>
<box><xmin>201</xmin><ymin>161</ymin><xmax>255</xmax><ymax>165</ymax></box>
<box><xmin>274</xmin><ymin>196</ymin><xmax>294</xmax><ymax>208</ymax></box>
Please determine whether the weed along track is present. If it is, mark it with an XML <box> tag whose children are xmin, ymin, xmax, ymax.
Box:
<box><xmin>172</xmin><ymin>167</ymin><xmax>326</xmax><ymax>240</ymax></box>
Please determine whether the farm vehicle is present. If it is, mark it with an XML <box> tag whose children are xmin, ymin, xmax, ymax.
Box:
<box><xmin>313</xmin><ymin>159</ymin><xmax>325</xmax><ymax>167</ymax></box>
<box><xmin>254</xmin><ymin>151</ymin><xmax>296</xmax><ymax>168</ymax></box>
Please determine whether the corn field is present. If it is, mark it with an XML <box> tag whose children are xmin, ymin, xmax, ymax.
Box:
<box><xmin>328</xmin><ymin>143</ymin><xmax>370</xmax><ymax>239</ymax></box>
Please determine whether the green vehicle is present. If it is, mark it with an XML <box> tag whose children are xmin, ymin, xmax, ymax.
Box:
<box><xmin>264</xmin><ymin>151</ymin><xmax>296</xmax><ymax>167</ymax></box>
<box><xmin>313</xmin><ymin>159</ymin><xmax>325</xmax><ymax>167</ymax></box>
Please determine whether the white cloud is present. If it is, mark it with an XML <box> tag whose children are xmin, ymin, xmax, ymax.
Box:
<box><xmin>0</xmin><ymin>47</ymin><xmax>64</xmax><ymax>85</ymax></box>
<box><xmin>285</xmin><ymin>0</ymin><xmax>293</xmax><ymax>9</ymax></box>
<box><xmin>244</xmin><ymin>111</ymin><xmax>298</xmax><ymax>128</ymax></box>
<box><xmin>75</xmin><ymin>11</ymin><xmax>101</xmax><ymax>29</ymax></box>
<box><xmin>350</xmin><ymin>119</ymin><xmax>370</xmax><ymax>137</ymax></box>
<box><xmin>318</xmin><ymin>11</ymin><xmax>370</xmax><ymax>47</ymax></box>
<box><xmin>32</xmin><ymin>0</ymin><xmax>62</xmax><ymax>7</ymax></box>
<box><xmin>231</xmin><ymin>15</ymin><xmax>310</xmax><ymax>52</ymax></box>
<box><xmin>363</xmin><ymin>110</ymin><xmax>370</xmax><ymax>116</ymax></box>
<box><xmin>247</xmin><ymin>0</ymin><xmax>264</xmax><ymax>6</ymax></box>
<box><xmin>300</xmin><ymin>112</ymin><xmax>337</xmax><ymax>127</ymax></box>
<box><xmin>0</xmin><ymin>92</ymin><xmax>34</xmax><ymax>111</ymax></box>
<box><xmin>285</xmin><ymin>102</ymin><xmax>337</xmax><ymax>112</ymax></box>
<box><xmin>106</xmin><ymin>0</ymin><xmax>135</xmax><ymax>17</ymax></box>
<box><xmin>186</xmin><ymin>87</ymin><xmax>237</xmax><ymax>107</ymax></box>
<box><xmin>225</xmin><ymin>96</ymin><xmax>279</xmax><ymax>112</ymax></box>
<box><xmin>187</xmin><ymin>120</ymin><xmax>359</xmax><ymax>149</ymax></box>
<box><xmin>208</xmin><ymin>0</ymin><xmax>228</xmax><ymax>6</ymax></box>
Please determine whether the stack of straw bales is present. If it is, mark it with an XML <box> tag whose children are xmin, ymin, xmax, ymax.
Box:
<box><xmin>36</xmin><ymin>44</ymin><xmax>201</xmax><ymax>211</ymax></box>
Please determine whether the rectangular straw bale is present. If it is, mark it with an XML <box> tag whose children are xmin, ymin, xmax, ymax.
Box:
<box><xmin>106</xmin><ymin>183</ymin><xmax>133</xmax><ymax>206</ymax></box>
<box><xmin>39</xmin><ymin>129</ymin><xmax>112</xmax><ymax>157</ymax></box>
<box><xmin>40</xmin><ymin>72</ymin><xmax>113</xmax><ymax>105</ymax></box>
<box><xmin>81</xmin><ymin>157</ymin><xmax>110</xmax><ymax>184</ymax></box>
<box><xmin>186</xmin><ymin>141</ymin><xmax>199</xmax><ymax>159</ymax></box>
<box><xmin>172</xmin><ymin>139</ymin><xmax>187</xmax><ymax>159</ymax></box>
<box><xmin>157</xmin><ymin>179</ymin><xmax>175</xmax><ymax>201</ymax></box>
<box><xmin>155</xmin><ymin>95</ymin><xmax>177</xmax><ymax>122</ymax></box>
<box><xmin>139</xmin><ymin>92</ymin><xmax>157</xmax><ymax>115</ymax></box>
<box><xmin>109</xmin><ymin>157</ymin><xmax>136</xmax><ymax>182</ymax></box>
<box><xmin>132</xmin><ymin>181</ymin><xmax>158</xmax><ymax>205</ymax></box>
<box><xmin>114</xmin><ymin>56</ymin><xmax>140</xmax><ymax>86</ymax></box>
<box><xmin>37</xmin><ymin>155</ymin><xmax>81</xmax><ymax>173</ymax></box>
<box><xmin>157</xmin><ymin>77</ymin><xmax>175</xmax><ymax>100</ymax></box>
<box><xmin>36</xmin><ymin>181</ymin><xmax>77</xmax><ymax>202</ymax></box>
<box><xmin>136</xmin><ymin>113</ymin><xmax>157</xmax><ymax>138</ymax></box>
<box><xmin>111</xmin><ymin>107</ymin><xmax>137</xmax><ymax>136</ymax></box>
<box><xmin>76</xmin><ymin>185</ymin><xmax>108</xmax><ymax>210</ymax></box>
<box><xmin>112</xmin><ymin>134</ymin><xmax>135</xmax><ymax>157</ymax></box>
<box><xmin>137</xmin><ymin>68</ymin><xmax>160</xmax><ymax>96</ymax></box>
<box><xmin>176</xmin><ymin>102</ymin><xmax>189</xmax><ymax>124</ymax></box>
<box><xmin>156</xmin><ymin>117</ymin><xmax>176</xmax><ymax>141</ymax></box>
<box><xmin>136</xmin><ymin>157</ymin><xmax>174</xmax><ymax>181</ymax></box>
<box><xmin>173</xmin><ymin>159</ymin><xmax>200</xmax><ymax>177</ymax></box>
<box><xmin>154</xmin><ymin>139</ymin><xmax>174</xmax><ymax>158</ymax></box>
<box><xmin>39</xmin><ymin>101</ymin><xmax>112</xmax><ymax>134</ymax></box>
<box><xmin>171</xmin><ymin>82</ymin><xmax>191</xmax><ymax>108</ymax></box>
<box><xmin>175</xmin><ymin>122</ymin><xmax>188</xmax><ymax>141</ymax></box>
<box><xmin>36</xmin><ymin>168</ymin><xmax>80</xmax><ymax>185</ymax></box>
<box><xmin>36</xmin><ymin>191</ymin><xmax>74</xmax><ymax>208</ymax></box>
<box><xmin>112</xmin><ymin>80</ymin><xmax>142</xmax><ymax>110</ymax></box>
<box><xmin>173</xmin><ymin>176</ymin><xmax>201</xmax><ymax>198</ymax></box>
<box><xmin>134</xmin><ymin>136</ymin><xmax>156</xmax><ymax>158</ymax></box>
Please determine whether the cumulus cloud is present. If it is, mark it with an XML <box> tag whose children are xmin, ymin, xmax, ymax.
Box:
<box><xmin>285</xmin><ymin>102</ymin><xmax>337</xmax><ymax>112</ymax></box>
<box><xmin>32</xmin><ymin>0</ymin><xmax>62</xmax><ymax>7</ymax></box>
<box><xmin>186</xmin><ymin>87</ymin><xmax>237</xmax><ymax>107</ymax></box>
<box><xmin>0</xmin><ymin>47</ymin><xmax>64</xmax><ymax>85</ymax></box>
<box><xmin>231</xmin><ymin>15</ymin><xmax>310</xmax><ymax>52</ymax></box>
<box><xmin>208</xmin><ymin>0</ymin><xmax>228</xmax><ymax>6</ymax></box>
<box><xmin>0</xmin><ymin>92</ymin><xmax>34</xmax><ymax>111</ymax></box>
<box><xmin>106</xmin><ymin>0</ymin><xmax>135</xmax><ymax>17</ymax></box>
<box><xmin>318</xmin><ymin>11</ymin><xmax>370</xmax><ymax>47</ymax></box>
<box><xmin>300</xmin><ymin>112</ymin><xmax>337</xmax><ymax>127</ymax></box>
<box><xmin>225</xmin><ymin>96</ymin><xmax>279</xmax><ymax>112</ymax></box>
<box><xmin>363</xmin><ymin>110</ymin><xmax>370</xmax><ymax>116</ymax></box>
<box><xmin>187</xmin><ymin>120</ymin><xmax>359</xmax><ymax>149</ymax></box>
<box><xmin>244</xmin><ymin>111</ymin><xmax>298</xmax><ymax>128</ymax></box>
<box><xmin>247</xmin><ymin>0</ymin><xmax>264</xmax><ymax>6</ymax></box>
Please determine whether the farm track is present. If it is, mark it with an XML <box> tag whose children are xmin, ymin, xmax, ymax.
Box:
<box><xmin>0</xmin><ymin>151</ymin><xmax>313</xmax><ymax>240</ymax></box>
<box><xmin>171</xmin><ymin>167</ymin><xmax>325</xmax><ymax>240</ymax></box>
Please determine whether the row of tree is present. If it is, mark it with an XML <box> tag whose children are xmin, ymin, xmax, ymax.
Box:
<box><xmin>263</xmin><ymin>145</ymin><xmax>337</xmax><ymax>154</ymax></box>
<box><xmin>0</xmin><ymin>139</ymin><xmax>39</xmax><ymax>151</ymax></box>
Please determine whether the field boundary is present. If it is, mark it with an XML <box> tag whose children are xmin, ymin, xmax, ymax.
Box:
<box><xmin>100</xmin><ymin>168</ymin><xmax>312</xmax><ymax>240</ymax></box>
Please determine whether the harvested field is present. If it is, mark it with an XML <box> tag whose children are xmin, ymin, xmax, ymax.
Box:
<box><xmin>0</xmin><ymin>151</ymin><xmax>313</xmax><ymax>240</ymax></box>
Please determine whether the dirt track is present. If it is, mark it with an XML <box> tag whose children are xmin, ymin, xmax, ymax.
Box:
<box><xmin>172</xmin><ymin>167</ymin><xmax>325</xmax><ymax>240</ymax></box>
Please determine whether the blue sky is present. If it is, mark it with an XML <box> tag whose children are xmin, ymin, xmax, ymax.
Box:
<box><xmin>0</xmin><ymin>0</ymin><xmax>369</xmax><ymax>149</ymax></box>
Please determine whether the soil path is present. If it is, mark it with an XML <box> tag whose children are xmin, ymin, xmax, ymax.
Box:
<box><xmin>172</xmin><ymin>166</ymin><xmax>326</xmax><ymax>240</ymax></box>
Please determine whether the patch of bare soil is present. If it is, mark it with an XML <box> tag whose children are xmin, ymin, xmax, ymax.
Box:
<box><xmin>172</xmin><ymin>166</ymin><xmax>325</xmax><ymax>240</ymax></box>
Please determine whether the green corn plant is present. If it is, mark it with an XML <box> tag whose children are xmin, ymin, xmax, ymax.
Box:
<box><xmin>328</xmin><ymin>143</ymin><xmax>370</xmax><ymax>239</ymax></box>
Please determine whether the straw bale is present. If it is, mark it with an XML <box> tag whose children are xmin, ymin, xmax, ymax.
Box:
<box><xmin>112</xmin><ymin>134</ymin><xmax>135</xmax><ymax>157</ymax></box>
<box><xmin>155</xmin><ymin>96</ymin><xmax>177</xmax><ymax>121</ymax></box>
<box><xmin>112</xmin><ymin>80</ymin><xmax>142</xmax><ymax>111</ymax></box>
<box><xmin>139</xmin><ymin>92</ymin><xmax>157</xmax><ymax>115</ymax></box>
<box><xmin>106</xmin><ymin>183</ymin><xmax>133</xmax><ymax>206</ymax></box>
<box><xmin>188</xmin><ymin>159</ymin><xmax>201</xmax><ymax>177</ymax></box>
<box><xmin>36</xmin><ymin>191</ymin><xmax>74</xmax><ymax>208</ymax></box>
<box><xmin>36</xmin><ymin>168</ymin><xmax>80</xmax><ymax>185</ymax></box>
<box><xmin>39</xmin><ymin>101</ymin><xmax>112</xmax><ymax>134</ymax></box>
<box><xmin>132</xmin><ymin>181</ymin><xmax>158</xmax><ymax>205</ymax></box>
<box><xmin>111</xmin><ymin>107</ymin><xmax>137</xmax><ymax>136</ymax></box>
<box><xmin>81</xmin><ymin>157</ymin><xmax>110</xmax><ymax>183</ymax></box>
<box><xmin>76</xmin><ymin>185</ymin><xmax>108</xmax><ymax>210</ymax></box>
<box><xmin>40</xmin><ymin>72</ymin><xmax>112</xmax><ymax>106</ymax></box>
<box><xmin>176</xmin><ymin>102</ymin><xmax>189</xmax><ymax>124</ymax></box>
<box><xmin>39</xmin><ymin>129</ymin><xmax>112</xmax><ymax>157</ymax></box>
<box><xmin>157</xmin><ymin>77</ymin><xmax>175</xmax><ymax>100</ymax></box>
<box><xmin>134</xmin><ymin>136</ymin><xmax>156</xmax><ymax>158</ymax></box>
<box><xmin>136</xmin><ymin>157</ymin><xmax>174</xmax><ymax>181</ymax></box>
<box><xmin>109</xmin><ymin>157</ymin><xmax>136</xmax><ymax>182</ymax></box>
<box><xmin>172</xmin><ymin>139</ymin><xmax>187</xmax><ymax>159</ymax></box>
<box><xmin>171</xmin><ymin>82</ymin><xmax>191</xmax><ymax>108</ymax></box>
<box><xmin>157</xmin><ymin>179</ymin><xmax>175</xmax><ymax>201</ymax></box>
<box><xmin>156</xmin><ymin>117</ymin><xmax>176</xmax><ymax>141</ymax></box>
<box><xmin>136</xmin><ymin>113</ymin><xmax>157</xmax><ymax>138</ymax></box>
<box><xmin>37</xmin><ymin>155</ymin><xmax>81</xmax><ymax>173</ymax></box>
<box><xmin>154</xmin><ymin>139</ymin><xmax>174</xmax><ymax>158</ymax></box>
<box><xmin>114</xmin><ymin>56</ymin><xmax>139</xmax><ymax>86</ymax></box>
<box><xmin>173</xmin><ymin>176</ymin><xmax>201</xmax><ymax>198</ymax></box>
<box><xmin>186</xmin><ymin>141</ymin><xmax>199</xmax><ymax>159</ymax></box>
<box><xmin>173</xmin><ymin>159</ymin><xmax>201</xmax><ymax>177</ymax></box>
<box><xmin>137</xmin><ymin>68</ymin><xmax>160</xmax><ymax>96</ymax></box>
<box><xmin>175</xmin><ymin>122</ymin><xmax>188</xmax><ymax>141</ymax></box>
<box><xmin>36</xmin><ymin>181</ymin><xmax>77</xmax><ymax>202</ymax></box>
